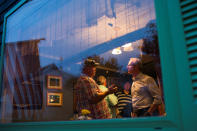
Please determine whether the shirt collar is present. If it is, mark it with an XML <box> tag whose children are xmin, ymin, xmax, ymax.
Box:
<box><xmin>132</xmin><ymin>72</ymin><xmax>143</xmax><ymax>81</ymax></box>
<box><xmin>81</xmin><ymin>74</ymin><xmax>95</xmax><ymax>82</ymax></box>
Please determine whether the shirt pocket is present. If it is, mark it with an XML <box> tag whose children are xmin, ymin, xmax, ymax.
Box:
<box><xmin>133</xmin><ymin>82</ymin><xmax>148</xmax><ymax>96</ymax></box>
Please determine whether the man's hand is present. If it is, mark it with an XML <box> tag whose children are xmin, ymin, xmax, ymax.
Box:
<box><xmin>132</xmin><ymin>112</ymin><xmax>137</xmax><ymax>118</ymax></box>
<box><xmin>108</xmin><ymin>84</ymin><xmax>118</xmax><ymax>94</ymax></box>
<box><xmin>91</xmin><ymin>85</ymin><xmax>117</xmax><ymax>104</ymax></box>
<box><xmin>144</xmin><ymin>111</ymin><xmax>152</xmax><ymax>116</ymax></box>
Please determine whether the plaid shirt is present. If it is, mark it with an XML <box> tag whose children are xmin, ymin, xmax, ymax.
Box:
<box><xmin>74</xmin><ymin>75</ymin><xmax>111</xmax><ymax>119</ymax></box>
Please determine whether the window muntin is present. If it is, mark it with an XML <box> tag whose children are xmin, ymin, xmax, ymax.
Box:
<box><xmin>0</xmin><ymin>0</ymin><xmax>164</xmax><ymax>123</ymax></box>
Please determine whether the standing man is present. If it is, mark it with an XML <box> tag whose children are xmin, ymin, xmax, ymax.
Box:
<box><xmin>127</xmin><ymin>58</ymin><xmax>162</xmax><ymax>117</ymax></box>
<box><xmin>74</xmin><ymin>58</ymin><xmax>117</xmax><ymax>119</ymax></box>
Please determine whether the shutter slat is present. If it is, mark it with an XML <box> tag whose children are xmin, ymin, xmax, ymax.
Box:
<box><xmin>188</xmin><ymin>52</ymin><xmax>197</xmax><ymax>60</ymax></box>
<box><xmin>189</xmin><ymin>59</ymin><xmax>197</xmax><ymax>67</ymax></box>
<box><xmin>183</xmin><ymin>16</ymin><xmax>197</xmax><ymax>25</ymax></box>
<box><xmin>194</xmin><ymin>89</ymin><xmax>197</xmax><ymax>99</ymax></box>
<box><xmin>191</xmin><ymin>67</ymin><xmax>197</xmax><ymax>74</ymax></box>
<box><xmin>191</xmin><ymin>74</ymin><xmax>197</xmax><ymax>81</ymax></box>
<box><xmin>180</xmin><ymin>1</ymin><xmax>196</xmax><ymax>7</ymax></box>
<box><xmin>182</xmin><ymin>10</ymin><xmax>197</xmax><ymax>20</ymax></box>
<box><xmin>194</xmin><ymin>89</ymin><xmax>197</xmax><ymax>95</ymax></box>
<box><xmin>187</xmin><ymin>44</ymin><xmax>197</xmax><ymax>53</ymax></box>
<box><xmin>192</xmin><ymin>81</ymin><xmax>197</xmax><ymax>88</ymax></box>
<box><xmin>186</xmin><ymin>39</ymin><xmax>197</xmax><ymax>46</ymax></box>
<box><xmin>180</xmin><ymin>0</ymin><xmax>197</xmax><ymax>102</ymax></box>
<box><xmin>181</xmin><ymin>2</ymin><xmax>197</xmax><ymax>13</ymax></box>
<box><xmin>185</xmin><ymin>30</ymin><xmax>197</xmax><ymax>38</ymax></box>
<box><xmin>184</xmin><ymin>24</ymin><xmax>197</xmax><ymax>32</ymax></box>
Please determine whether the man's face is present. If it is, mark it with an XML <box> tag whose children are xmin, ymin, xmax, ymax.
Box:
<box><xmin>127</xmin><ymin>61</ymin><xmax>136</xmax><ymax>74</ymax></box>
<box><xmin>124</xmin><ymin>82</ymin><xmax>131</xmax><ymax>91</ymax></box>
<box><xmin>89</xmin><ymin>67</ymin><xmax>96</xmax><ymax>77</ymax></box>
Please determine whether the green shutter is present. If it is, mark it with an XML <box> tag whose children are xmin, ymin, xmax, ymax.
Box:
<box><xmin>180</xmin><ymin>0</ymin><xmax>197</xmax><ymax>102</ymax></box>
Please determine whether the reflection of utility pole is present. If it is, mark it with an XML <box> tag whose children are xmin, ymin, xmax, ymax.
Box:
<box><xmin>60</xmin><ymin>57</ymin><xmax>63</xmax><ymax>69</ymax></box>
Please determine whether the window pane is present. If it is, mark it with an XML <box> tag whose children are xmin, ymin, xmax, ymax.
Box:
<box><xmin>0</xmin><ymin>0</ymin><xmax>165</xmax><ymax>123</ymax></box>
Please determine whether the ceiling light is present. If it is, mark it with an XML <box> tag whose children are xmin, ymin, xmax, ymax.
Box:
<box><xmin>122</xmin><ymin>42</ymin><xmax>134</xmax><ymax>52</ymax></box>
<box><xmin>122</xmin><ymin>43</ymin><xmax>131</xmax><ymax>48</ymax></box>
<box><xmin>112</xmin><ymin>47</ymin><xmax>122</xmax><ymax>55</ymax></box>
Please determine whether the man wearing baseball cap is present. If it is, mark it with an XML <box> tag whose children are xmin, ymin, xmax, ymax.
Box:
<box><xmin>74</xmin><ymin>58</ymin><xmax>117</xmax><ymax>119</ymax></box>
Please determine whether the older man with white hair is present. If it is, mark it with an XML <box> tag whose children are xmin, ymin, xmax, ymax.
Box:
<box><xmin>127</xmin><ymin>57</ymin><xmax>162</xmax><ymax>117</ymax></box>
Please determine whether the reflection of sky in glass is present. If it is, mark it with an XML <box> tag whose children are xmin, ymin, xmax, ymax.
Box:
<box><xmin>5</xmin><ymin>0</ymin><xmax>156</xmax><ymax>76</ymax></box>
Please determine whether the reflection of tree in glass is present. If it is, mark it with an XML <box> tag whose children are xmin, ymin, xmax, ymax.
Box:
<box><xmin>88</xmin><ymin>55</ymin><xmax>122</xmax><ymax>71</ymax></box>
<box><xmin>141</xmin><ymin>21</ymin><xmax>160</xmax><ymax>80</ymax></box>
<box><xmin>141</xmin><ymin>21</ymin><xmax>165</xmax><ymax>116</ymax></box>
<box><xmin>104</xmin><ymin>57</ymin><xmax>122</xmax><ymax>70</ymax></box>
<box><xmin>141</xmin><ymin>21</ymin><xmax>159</xmax><ymax>59</ymax></box>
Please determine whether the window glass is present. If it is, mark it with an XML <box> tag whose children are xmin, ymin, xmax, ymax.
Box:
<box><xmin>0</xmin><ymin>0</ymin><xmax>165</xmax><ymax>123</ymax></box>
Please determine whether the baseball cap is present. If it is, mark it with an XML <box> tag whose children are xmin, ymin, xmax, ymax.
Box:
<box><xmin>84</xmin><ymin>58</ymin><xmax>99</xmax><ymax>67</ymax></box>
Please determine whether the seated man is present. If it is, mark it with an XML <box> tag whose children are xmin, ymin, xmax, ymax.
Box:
<box><xmin>116</xmin><ymin>82</ymin><xmax>132</xmax><ymax>118</ymax></box>
<box><xmin>127</xmin><ymin>58</ymin><xmax>162</xmax><ymax>117</ymax></box>
<box><xmin>74</xmin><ymin>59</ymin><xmax>117</xmax><ymax>119</ymax></box>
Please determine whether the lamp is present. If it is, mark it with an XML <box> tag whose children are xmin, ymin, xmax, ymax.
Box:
<box><xmin>122</xmin><ymin>43</ymin><xmax>131</xmax><ymax>48</ymax></box>
<box><xmin>122</xmin><ymin>42</ymin><xmax>134</xmax><ymax>51</ymax></box>
<box><xmin>112</xmin><ymin>47</ymin><xmax>122</xmax><ymax>55</ymax></box>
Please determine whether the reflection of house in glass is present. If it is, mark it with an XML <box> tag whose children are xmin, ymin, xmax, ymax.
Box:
<box><xmin>50</xmin><ymin>79</ymin><xmax>60</xmax><ymax>87</ymax></box>
<box><xmin>1</xmin><ymin>39</ymin><xmax>76</xmax><ymax>122</ymax></box>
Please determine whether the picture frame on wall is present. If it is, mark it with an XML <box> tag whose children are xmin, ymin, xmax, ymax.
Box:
<box><xmin>47</xmin><ymin>75</ymin><xmax>62</xmax><ymax>89</ymax></box>
<box><xmin>47</xmin><ymin>92</ymin><xmax>63</xmax><ymax>106</ymax></box>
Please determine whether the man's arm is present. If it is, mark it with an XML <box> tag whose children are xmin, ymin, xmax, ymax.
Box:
<box><xmin>146</xmin><ymin>77</ymin><xmax>162</xmax><ymax>115</ymax></box>
<box><xmin>146</xmin><ymin>103</ymin><xmax>159</xmax><ymax>115</ymax></box>
<box><xmin>90</xmin><ymin>85</ymin><xmax>118</xmax><ymax>104</ymax></box>
<box><xmin>108</xmin><ymin>94</ymin><xmax>118</xmax><ymax>106</ymax></box>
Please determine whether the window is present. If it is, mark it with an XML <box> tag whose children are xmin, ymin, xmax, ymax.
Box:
<box><xmin>0</xmin><ymin>0</ymin><xmax>165</xmax><ymax>123</ymax></box>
